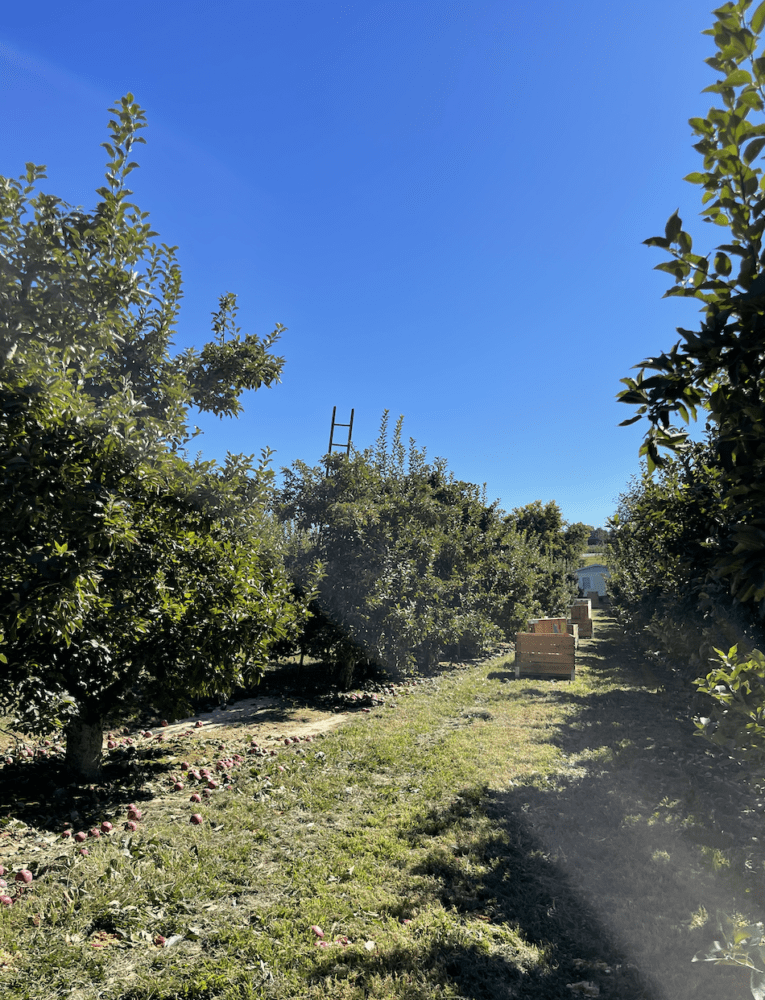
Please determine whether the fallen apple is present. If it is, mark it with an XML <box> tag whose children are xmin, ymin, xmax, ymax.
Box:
<box><xmin>189</xmin><ymin>793</ymin><xmax>202</xmax><ymax>803</ymax></box>
<box><xmin>88</xmin><ymin>828</ymin><xmax>101</xmax><ymax>838</ymax></box>
<box><xmin>0</xmin><ymin>895</ymin><xmax>13</xmax><ymax>906</ymax></box>
<box><xmin>311</xmin><ymin>925</ymin><xmax>324</xmax><ymax>937</ymax></box>
<box><xmin>74</xmin><ymin>831</ymin><xmax>87</xmax><ymax>843</ymax></box>
<box><xmin>127</xmin><ymin>805</ymin><xmax>142</xmax><ymax>821</ymax></box>
<box><xmin>173</xmin><ymin>782</ymin><xmax>184</xmax><ymax>791</ymax></box>
<box><xmin>100</xmin><ymin>821</ymin><xmax>113</xmax><ymax>834</ymax></box>
<box><xmin>154</xmin><ymin>934</ymin><xmax>166</xmax><ymax>946</ymax></box>
<box><xmin>15</xmin><ymin>870</ymin><xmax>33</xmax><ymax>884</ymax></box>
<box><xmin>189</xmin><ymin>813</ymin><xmax>203</xmax><ymax>825</ymax></box>
<box><xmin>123</xmin><ymin>820</ymin><xmax>138</xmax><ymax>832</ymax></box>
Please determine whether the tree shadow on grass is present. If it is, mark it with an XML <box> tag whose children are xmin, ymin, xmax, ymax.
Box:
<box><xmin>307</xmin><ymin>784</ymin><xmax>655</xmax><ymax>999</ymax></box>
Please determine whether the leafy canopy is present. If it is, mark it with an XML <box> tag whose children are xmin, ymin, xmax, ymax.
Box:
<box><xmin>0</xmin><ymin>95</ymin><xmax>298</xmax><ymax>773</ymax></box>
<box><xmin>619</xmin><ymin>0</ymin><xmax>765</xmax><ymax>612</ymax></box>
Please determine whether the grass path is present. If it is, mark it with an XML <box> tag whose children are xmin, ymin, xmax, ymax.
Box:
<box><xmin>0</xmin><ymin>611</ymin><xmax>761</xmax><ymax>999</ymax></box>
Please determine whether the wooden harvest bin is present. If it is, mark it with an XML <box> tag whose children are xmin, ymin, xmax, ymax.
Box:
<box><xmin>514</xmin><ymin>631</ymin><xmax>576</xmax><ymax>681</ymax></box>
<box><xmin>568</xmin><ymin>599</ymin><xmax>593</xmax><ymax>639</ymax></box>
<box><xmin>529</xmin><ymin>617</ymin><xmax>568</xmax><ymax>634</ymax></box>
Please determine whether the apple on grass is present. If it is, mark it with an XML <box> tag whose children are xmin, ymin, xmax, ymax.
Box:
<box><xmin>74</xmin><ymin>832</ymin><xmax>87</xmax><ymax>843</ymax></box>
<box><xmin>0</xmin><ymin>895</ymin><xmax>13</xmax><ymax>907</ymax></box>
<box><xmin>15</xmin><ymin>870</ymin><xmax>32</xmax><ymax>885</ymax></box>
<box><xmin>189</xmin><ymin>814</ymin><xmax>203</xmax><ymax>825</ymax></box>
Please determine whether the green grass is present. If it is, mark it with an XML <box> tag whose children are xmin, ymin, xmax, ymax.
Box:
<box><xmin>0</xmin><ymin>616</ymin><xmax>759</xmax><ymax>998</ymax></box>
<box><xmin>579</xmin><ymin>553</ymin><xmax>607</xmax><ymax>568</ymax></box>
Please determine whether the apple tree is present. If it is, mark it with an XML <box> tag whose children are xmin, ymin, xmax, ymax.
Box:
<box><xmin>0</xmin><ymin>95</ymin><xmax>301</xmax><ymax>779</ymax></box>
<box><xmin>619</xmin><ymin>0</ymin><xmax>765</xmax><ymax>615</ymax></box>
<box><xmin>278</xmin><ymin>412</ymin><xmax>551</xmax><ymax>686</ymax></box>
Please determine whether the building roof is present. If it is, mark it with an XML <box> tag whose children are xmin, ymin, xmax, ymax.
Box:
<box><xmin>576</xmin><ymin>564</ymin><xmax>610</xmax><ymax>576</ymax></box>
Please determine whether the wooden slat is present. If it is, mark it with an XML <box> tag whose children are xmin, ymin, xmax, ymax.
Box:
<box><xmin>517</xmin><ymin>652</ymin><xmax>575</xmax><ymax>666</ymax></box>
<box><xmin>516</xmin><ymin>633</ymin><xmax>575</xmax><ymax>652</ymax></box>
<box><xmin>518</xmin><ymin>661</ymin><xmax>575</xmax><ymax>675</ymax></box>
<box><xmin>529</xmin><ymin>618</ymin><xmax>568</xmax><ymax>634</ymax></box>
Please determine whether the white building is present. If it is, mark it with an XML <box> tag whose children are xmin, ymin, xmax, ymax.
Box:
<box><xmin>576</xmin><ymin>564</ymin><xmax>610</xmax><ymax>597</ymax></box>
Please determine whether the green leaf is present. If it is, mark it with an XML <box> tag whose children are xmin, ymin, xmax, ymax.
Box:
<box><xmin>644</xmin><ymin>236</ymin><xmax>671</xmax><ymax>248</ymax></box>
<box><xmin>665</xmin><ymin>210</ymin><xmax>683</xmax><ymax>242</ymax></box>
<box><xmin>683</xmin><ymin>172</ymin><xmax>708</xmax><ymax>184</ymax></box>
<box><xmin>722</xmin><ymin>69</ymin><xmax>753</xmax><ymax>87</ymax></box>
<box><xmin>689</xmin><ymin>117</ymin><xmax>713</xmax><ymax>134</ymax></box>
<box><xmin>751</xmin><ymin>0</ymin><xmax>765</xmax><ymax>34</ymax></box>
<box><xmin>744</xmin><ymin>137</ymin><xmax>765</xmax><ymax>163</ymax></box>
<box><xmin>715</xmin><ymin>251</ymin><xmax>733</xmax><ymax>275</ymax></box>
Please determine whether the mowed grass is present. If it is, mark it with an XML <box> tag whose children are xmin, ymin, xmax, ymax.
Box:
<box><xmin>0</xmin><ymin>614</ymin><xmax>758</xmax><ymax>999</ymax></box>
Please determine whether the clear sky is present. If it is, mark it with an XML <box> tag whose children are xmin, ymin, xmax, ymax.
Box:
<box><xmin>1</xmin><ymin>1</ymin><xmax>724</xmax><ymax>528</ymax></box>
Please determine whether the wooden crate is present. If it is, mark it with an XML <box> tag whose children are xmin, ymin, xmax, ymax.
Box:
<box><xmin>568</xmin><ymin>599</ymin><xmax>593</xmax><ymax>638</ymax></box>
<box><xmin>514</xmin><ymin>632</ymin><xmax>576</xmax><ymax>681</ymax></box>
<box><xmin>567</xmin><ymin>622</ymin><xmax>579</xmax><ymax>647</ymax></box>
<box><xmin>570</xmin><ymin>599</ymin><xmax>592</xmax><ymax>618</ymax></box>
<box><xmin>529</xmin><ymin>617</ymin><xmax>568</xmax><ymax>634</ymax></box>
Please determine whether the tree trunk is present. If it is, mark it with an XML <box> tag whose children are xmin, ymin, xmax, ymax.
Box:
<box><xmin>334</xmin><ymin>654</ymin><xmax>355</xmax><ymax>691</ymax></box>
<box><xmin>66</xmin><ymin>717</ymin><xmax>104</xmax><ymax>780</ymax></box>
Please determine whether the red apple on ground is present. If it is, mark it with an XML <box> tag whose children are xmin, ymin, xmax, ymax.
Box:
<box><xmin>161</xmin><ymin>720</ymin><xmax>168</xmax><ymax>727</ymax></box>
<box><xmin>127</xmin><ymin>805</ymin><xmax>142</xmax><ymax>821</ymax></box>
<box><xmin>0</xmin><ymin>895</ymin><xmax>13</xmax><ymax>906</ymax></box>
<box><xmin>154</xmin><ymin>934</ymin><xmax>166</xmax><ymax>946</ymax></box>
<box><xmin>189</xmin><ymin>813</ymin><xmax>203</xmax><ymax>825</ymax></box>
<box><xmin>74</xmin><ymin>832</ymin><xmax>87</xmax><ymax>843</ymax></box>
<box><xmin>15</xmin><ymin>870</ymin><xmax>33</xmax><ymax>884</ymax></box>
<box><xmin>88</xmin><ymin>828</ymin><xmax>101</xmax><ymax>838</ymax></box>
<box><xmin>124</xmin><ymin>820</ymin><xmax>137</xmax><ymax>832</ymax></box>
<box><xmin>311</xmin><ymin>925</ymin><xmax>325</xmax><ymax>937</ymax></box>
<box><xmin>100</xmin><ymin>821</ymin><xmax>113</xmax><ymax>834</ymax></box>
<box><xmin>79</xmin><ymin>848</ymin><xmax>89</xmax><ymax>856</ymax></box>
<box><xmin>189</xmin><ymin>793</ymin><xmax>202</xmax><ymax>803</ymax></box>
<box><xmin>173</xmin><ymin>782</ymin><xmax>184</xmax><ymax>791</ymax></box>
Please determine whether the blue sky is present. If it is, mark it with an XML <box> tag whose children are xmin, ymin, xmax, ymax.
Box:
<box><xmin>0</xmin><ymin>1</ymin><xmax>724</xmax><ymax>528</ymax></box>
